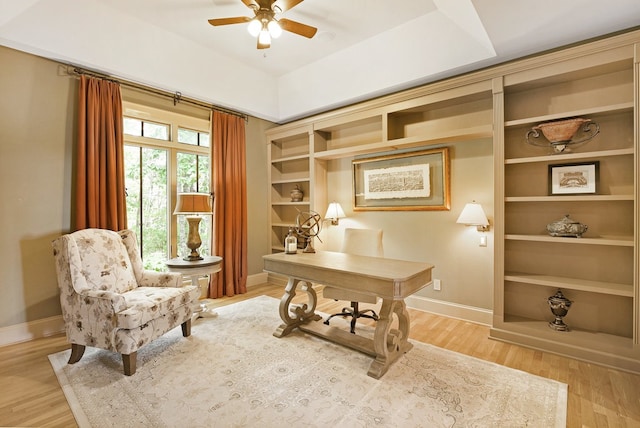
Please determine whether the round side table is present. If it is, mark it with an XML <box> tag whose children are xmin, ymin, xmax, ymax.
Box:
<box><xmin>165</xmin><ymin>256</ymin><xmax>222</xmax><ymax>318</ymax></box>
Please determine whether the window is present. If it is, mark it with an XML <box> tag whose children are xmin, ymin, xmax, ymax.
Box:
<box><xmin>123</xmin><ymin>102</ymin><xmax>211</xmax><ymax>270</ymax></box>
<box><xmin>124</xmin><ymin>117</ymin><xmax>170</xmax><ymax>140</ymax></box>
<box><xmin>177</xmin><ymin>127</ymin><xmax>210</xmax><ymax>147</ymax></box>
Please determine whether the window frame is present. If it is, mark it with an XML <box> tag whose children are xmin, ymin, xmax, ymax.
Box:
<box><xmin>123</xmin><ymin>101</ymin><xmax>211</xmax><ymax>261</ymax></box>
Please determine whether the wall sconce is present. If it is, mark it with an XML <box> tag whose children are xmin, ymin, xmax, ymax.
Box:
<box><xmin>456</xmin><ymin>202</ymin><xmax>490</xmax><ymax>232</ymax></box>
<box><xmin>325</xmin><ymin>202</ymin><xmax>346</xmax><ymax>225</ymax></box>
<box><xmin>457</xmin><ymin>202</ymin><xmax>489</xmax><ymax>247</ymax></box>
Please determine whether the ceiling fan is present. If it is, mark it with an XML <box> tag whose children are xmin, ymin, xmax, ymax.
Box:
<box><xmin>208</xmin><ymin>0</ymin><xmax>318</xmax><ymax>49</ymax></box>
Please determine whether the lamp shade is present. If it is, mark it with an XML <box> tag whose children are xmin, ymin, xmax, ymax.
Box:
<box><xmin>325</xmin><ymin>202</ymin><xmax>346</xmax><ymax>225</ymax></box>
<box><xmin>173</xmin><ymin>193</ymin><xmax>213</xmax><ymax>215</ymax></box>
<box><xmin>325</xmin><ymin>202</ymin><xmax>346</xmax><ymax>220</ymax></box>
<box><xmin>268</xmin><ymin>20</ymin><xmax>282</xmax><ymax>38</ymax></box>
<box><xmin>456</xmin><ymin>202</ymin><xmax>489</xmax><ymax>226</ymax></box>
<box><xmin>247</xmin><ymin>19</ymin><xmax>261</xmax><ymax>36</ymax></box>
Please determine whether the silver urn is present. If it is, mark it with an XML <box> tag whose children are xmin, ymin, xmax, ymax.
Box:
<box><xmin>546</xmin><ymin>214</ymin><xmax>587</xmax><ymax>238</ymax></box>
<box><xmin>548</xmin><ymin>289</ymin><xmax>572</xmax><ymax>331</ymax></box>
<box><xmin>290</xmin><ymin>185</ymin><xmax>304</xmax><ymax>202</ymax></box>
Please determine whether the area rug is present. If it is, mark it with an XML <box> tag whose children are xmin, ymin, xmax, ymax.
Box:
<box><xmin>49</xmin><ymin>295</ymin><xmax>567</xmax><ymax>427</ymax></box>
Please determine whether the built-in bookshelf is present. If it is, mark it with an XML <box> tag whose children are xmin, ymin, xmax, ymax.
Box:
<box><xmin>266</xmin><ymin>29</ymin><xmax>640</xmax><ymax>373</ymax></box>
<box><xmin>492</xmin><ymin>42</ymin><xmax>639</xmax><ymax>372</ymax></box>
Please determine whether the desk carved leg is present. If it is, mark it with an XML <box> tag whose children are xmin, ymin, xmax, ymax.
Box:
<box><xmin>368</xmin><ymin>299</ymin><xmax>413</xmax><ymax>379</ymax></box>
<box><xmin>273</xmin><ymin>277</ymin><xmax>321</xmax><ymax>338</ymax></box>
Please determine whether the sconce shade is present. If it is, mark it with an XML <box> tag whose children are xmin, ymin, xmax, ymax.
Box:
<box><xmin>325</xmin><ymin>202</ymin><xmax>346</xmax><ymax>225</ymax></box>
<box><xmin>457</xmin><ymin>202</ymin><xmax>489</xmax><ymax>230</ymax></box>
<box><xmin>173</xmin><ymin>193</ymin><xmax>213</xmax><ymax>215</ymax></box>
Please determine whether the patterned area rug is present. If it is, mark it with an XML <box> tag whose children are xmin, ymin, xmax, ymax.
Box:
<box><xmin>49</xmin><ymin>295</ymin><xmax>567</xmax><ymax>427</ymax></box>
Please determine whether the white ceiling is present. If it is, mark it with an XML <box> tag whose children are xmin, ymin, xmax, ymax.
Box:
<box><xmin>1</xmin><ymin>0</ymin><xmax>640</xmax><ymax>123</ymax></box>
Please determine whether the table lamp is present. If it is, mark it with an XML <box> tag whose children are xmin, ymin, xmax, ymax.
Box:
<box><xmin>174</xmin><ymin>192</ymin><xmax>213</xmax><ymax>261</ymax></box>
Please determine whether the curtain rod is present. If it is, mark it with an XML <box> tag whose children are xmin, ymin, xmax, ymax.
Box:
<box><xmin>67</xmin><ymin>65</ymin><xmax>249</xmax><ymax>122</ymax></box>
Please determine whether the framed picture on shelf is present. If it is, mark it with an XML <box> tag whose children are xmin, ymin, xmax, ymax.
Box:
<box><xmin>548</xmin><ymin>161</ymin><xmax>599</xmax><ymax>195</ymax></box>
<box><xmin>352</xmin><ymin>147</ymin><xmax>450</xmax><ymax>211</ymax></box>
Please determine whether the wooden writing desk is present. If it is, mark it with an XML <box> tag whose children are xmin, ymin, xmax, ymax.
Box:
<box><xmin>263</xmin><ymin>251</ymin><xmax>434</xmax><ymax>378</ymax></box>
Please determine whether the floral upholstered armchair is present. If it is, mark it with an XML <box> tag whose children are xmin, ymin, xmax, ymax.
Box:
<box><xmin>51</xmin><ymin>228</ymin><xmax>200</xmax><ymax>375</ymax></box>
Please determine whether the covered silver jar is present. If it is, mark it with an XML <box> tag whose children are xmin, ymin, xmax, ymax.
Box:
<box><xmin>546</xmin><ymin>214</ymin><xmax>587</xmax><ymax>238</ymax></box>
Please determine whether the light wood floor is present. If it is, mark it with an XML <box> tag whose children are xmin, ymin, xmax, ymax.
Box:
<box><xmin>1</xmin><ymin>283</ymin><xmax>639</xmax><ymax>427</ymax></box>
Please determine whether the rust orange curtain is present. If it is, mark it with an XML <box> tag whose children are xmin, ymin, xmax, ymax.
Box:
<box><xmin>75</xmin><ymin>75</ymin><xmax>127</xmax><ymax>231</ymax></box>
<box><xmin>209</xmin><ymin>111</ymin><xmax>248</xmax><ymax>297</ymax></box>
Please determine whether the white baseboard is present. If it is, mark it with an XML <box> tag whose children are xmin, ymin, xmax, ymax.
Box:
<box><xmin>0</xmin><ymin>315</ymin><xmax>65</xmax><ymax>347</ymax></box>
<box><xmin>247</xmin><ymin>272</ymin><xmax>268</xmax><ymax>288</ymax></box>
<box><xmin>405</xmin><ymin>295</ymin><xmax>492</xmax><ymax>326</ymax></box>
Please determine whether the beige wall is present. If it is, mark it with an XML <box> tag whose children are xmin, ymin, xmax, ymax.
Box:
<box><xmin>317</xmin><ymin>138</ymin><xmax>494</xmax><ymax>310</ymax></box>
<box><xmin>0</xmin><ymin>45</ymin><xmax>75</xmax><ymax>328</ymax></box>
<box><xmin>0</xmin><ymin>43</ymin><xmax>492</xmax><ymax>334</ymax></box>
<box><xmin>0</xmin><ymin>45</ymin><xmax>272</xmax><ymax>330</ymax></box>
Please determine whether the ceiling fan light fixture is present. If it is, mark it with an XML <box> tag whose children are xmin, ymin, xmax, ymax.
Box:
<box><xmin>268</xmin><ymin>20</ymin><xmax>282</xmax><ymax>38</ymax></box>
<box><xmin>208</xmin><ymin>0</ymin><xmax>318</xmax><ymax>49</ymax></box>
<box><xmin>247</xmin><ymin>19</ymin><xmax>261</xmax><ymax>37</ymax></box>
<box><xmin>258</xmin><ymin>27</ymin><xmax>271</xmax><ymax>45</ymax></box>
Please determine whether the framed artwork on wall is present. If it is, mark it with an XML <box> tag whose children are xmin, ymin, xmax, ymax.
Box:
<box><xmin>352</xmin><ymin>147</ymin><xmax>451</xmax><ymax>211</ymax></box>
<box><xmin>548</xmin><ymin>161</ymin><xmax>599</xmax><ymax>195</ymax></box>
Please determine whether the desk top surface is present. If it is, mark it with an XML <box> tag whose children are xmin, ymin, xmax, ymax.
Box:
<box><xmin>263</xmin><ymin>251</ymin><xmax>434</xmax><ymax>299</ymax></box>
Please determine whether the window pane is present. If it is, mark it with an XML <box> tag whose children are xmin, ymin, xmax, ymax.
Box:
<box><xmin>143</xmin><ymin>121</ymin><xmax>169</xmax><ymax>140</ymax></box>
<box><xmin>177</xmin><ymin>152</ymin><xmax>210</xmax><ymax>194</ymax></box>
<box><xmin>177</xmin><ymin>152</ymin><xmax>197</xmax><ymax>193</ymax></box>
<box><xmin>200</xmin><ymin>132</ymin><xmax>210</xmax><ymax>147</ymax></box>
<box><xmin>198</xmin><ymin>155</ymin><xmax>210</xmax><ymax>193</ymax></box>
<box><xmin>124</xmin><ymin>117</ymin><xmax>142</xmax><ymax>136</ymax></box>
<box><xmin>124</xmin><ymin>145</ymin><xmax>141</xmax><ymax>236</ymax></box>
<box><xmin>176</xmin><ymin>151</ymin><xmax>211</xmax><ymax>259</ymax></box>
<box><xmin>125</xmin><ymin>145</ymin><xmax>169</xmax><ymax>271</ymax></box>
<box><xmin>178</xmin><ymin>128</ymin><xmax>198</xmax><ymax>146</ymax></box>
<box><xmin>141</xmin><ymin>148</ymin><xmax>169</xmax><ymax>270</ymax></box>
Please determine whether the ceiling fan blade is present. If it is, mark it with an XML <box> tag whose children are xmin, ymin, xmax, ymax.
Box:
<box><xmin>272</xmin><ymin>0</ymin><xmax>303</xmax><ymax>13</ymax></box>
<box><xmin>208</xmin><ymin>16</ymin><xmax>252</xmax><ymax>26</ymax></box>
<box><xmin>279</xmin><ymin>18</ymin><xmax>317</xmax><ymax>38</ymax></box>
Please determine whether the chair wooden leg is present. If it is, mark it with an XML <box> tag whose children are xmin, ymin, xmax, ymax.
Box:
<box><xmin>122</xmin><ymin>352</ymin><xmax>137</xmax><ymax>376</ymax></box>
<box><xmin>181</xmin><ymin>319</ymin><xmax>192</xmax><ymax>337</ymax></box>
<box><xmin>347</xmin><ymin>301</ymin><xmax>358</xmax><ymax>334</ymax></box>
<box><xmin>67</xmin><ymin>343</ymin><xmax>85</xmax><ymax>364</ymax></box>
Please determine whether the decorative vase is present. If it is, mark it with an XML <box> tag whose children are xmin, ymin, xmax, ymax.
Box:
<box><xmin>548</xmin><ymin>289</ymin><xmax>572</xmax><ymax>331</ymax></box>
<box><xmin>290</xmin><ymin>185</ymin><xmax>304</xmax><ymax>202</ymax></box>
<box><xmin>526</xmin><ymin>117</ymin><xmax>599</xmax><ymax>153</ymax></box>
<box><xmin>546</xmin><ymin>214</ymin><xmax>588</xmax><ymax>238</ymax></box>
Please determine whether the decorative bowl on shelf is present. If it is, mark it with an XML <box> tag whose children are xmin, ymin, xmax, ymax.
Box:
<box><xmin>526</xmin><ymin>117</ymin><xmax>600</xmax><ymax>153</ymax></box>
<box><xmin>546</xmin><ymin>214</ymin><xmax>588</xmax><ymax>238</ymax></box>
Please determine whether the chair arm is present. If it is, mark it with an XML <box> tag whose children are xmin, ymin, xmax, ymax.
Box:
<box><xmin>138</xmin><ymin>270</ymin><xmax>183</xmax><ymax>288</ymax></box>
<box><xmin>78</xmin><ymin>290</ymin><xmax>128</xmax><ymax>314</ymax></box>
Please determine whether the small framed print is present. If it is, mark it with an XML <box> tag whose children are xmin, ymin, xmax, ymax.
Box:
<box><xmin>548</xmin><ymin>161</ymin><xmax>599</xmax><ymax>195</ymax></box>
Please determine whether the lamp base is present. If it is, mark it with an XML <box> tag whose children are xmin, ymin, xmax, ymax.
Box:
<box><xmin>183</xmin><ymin>216</ymin><xmax>204</xmax><ymax>262</ymax></box>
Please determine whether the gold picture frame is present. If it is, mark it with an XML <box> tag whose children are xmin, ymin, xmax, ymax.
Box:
<box><xmin>353</xmin><ymin>147</ymin><xmax>451</xmax><ymax>211</ymax></box>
